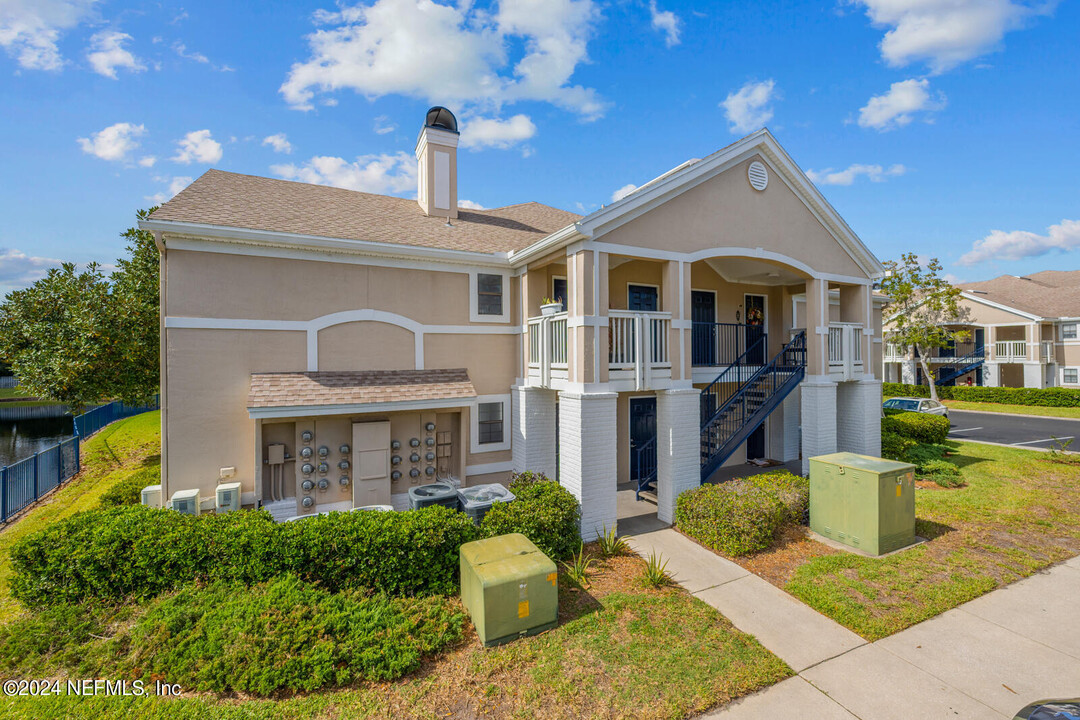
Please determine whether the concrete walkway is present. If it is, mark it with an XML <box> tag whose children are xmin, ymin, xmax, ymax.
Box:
<box><xmin>627</xmin><ymin>528</ymin><xmax>1080</xmax><ymax>720</ymax></box>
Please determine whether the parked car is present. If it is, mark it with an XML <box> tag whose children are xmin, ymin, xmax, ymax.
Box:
<box><xmin>883</xmin><ymin>397</ymin><xmax>949</xmax><ymax>420</ymax></box>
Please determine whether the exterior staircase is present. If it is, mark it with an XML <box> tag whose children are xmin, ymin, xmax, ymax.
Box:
<box><xmin>699</xmin><ymin>331</ymin><xmax>806</xmax><ymax>482</ymax></box>
<box><xmin>935</xmin><ymin>347</ymin><xmax>985</xmax><ymax>385</ymax></box>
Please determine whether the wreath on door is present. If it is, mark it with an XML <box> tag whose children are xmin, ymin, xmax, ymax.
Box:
<box><xmin>746</xmin><ymin>306</ymin><xmax>764</xmax><ymax>326</ymax></box>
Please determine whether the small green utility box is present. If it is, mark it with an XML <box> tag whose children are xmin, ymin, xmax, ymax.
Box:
<box><xmin>459</xmin><ymin>533</ymin><xmax>558</xmax><ymax>647</ymax></box>
<box><xmin>809</xmin><ymin>452</ymin><xmax>917</xmax><ymax>556</ymax></box>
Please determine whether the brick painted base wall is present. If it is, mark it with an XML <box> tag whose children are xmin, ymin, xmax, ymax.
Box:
<box><xmin>801</xmin><ymin>376</ymin><xmax>837</xmax><ymax>475</ymax></box>
<box><xmin>511</xmin><ymin>385</ymin><xmax>557</xmax><ymax>478</ymax></box>
<box><xmin>656</xmin><ymin>388</ymin><xmax>701</xmax><ymax>524</ymax></box>
<box><xmin>557</xmin><ymin>392</ymin><xmax>617</xmax><ymax>540</ymax></box>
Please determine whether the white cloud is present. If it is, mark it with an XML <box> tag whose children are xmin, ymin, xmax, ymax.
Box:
<box><xmin>77</xmin><ymin>122</ymin><xmax>146</xmax><ymax>162</ymax></box>
<box><xmin>851</xmin><ymin>0</ymin><xmax>1053</xmax><ymax>74</ymax></box>
<box><xmin>460</xmin><ymin>114</ymin><xmax>537</xmax><ymax>150</ymax></box>
<box><xmin>611</xmin><ymin>183</ymin><xmax>637</xmax><ymax>202</ymax></box>
<box><xmin>85</xmin><ymin>30</ymin><xmax>144</xmax><ymax>78</ymax></box>
<box><xmin>271</xmin><ymin>152</ymin><xmax>416</xmax><ymax>196</ymax></box>
<box><xmin>138</xmin><ymin>155</ymin><xmax>156</xmax><ymax>167</ymax></box>
<box><xmin>280</xmin><ymin>0</ymin><xmax>606</xmax><ymax>120</ymax></box>
<box><xmin>806</xmin><ymin>163</ymin><xmax>907</xmax><ymax>186</ymax></box>
<box><xmin>720</xmin><ymin>79</ymin><xmax>777</xmax><ymax>135</ymax></box>
<box><xmin>144</xmin><ymin>175</ymin><xmax>193</xmax><ymax>205</ymax></box>
<box><xmin>172</xmin><ymin>40</ymin><xmax>234</xmax><ymax>71</ymax></box>
<box><xmin>373</xmin><ymin>115</ymin><xmax>397</xmax><ymax>135</ymax></box>
<box><xmin>857</xmin><ymin>78</ymin><xmax>945</xmax><ymax>131</ymax></box>
<box><xmin>0</xmin><ymin>0</ymin><xmax>98</xmax><ymax>71</ymax></box>
<box><xmin>172</xmin><ymin>129</ymin><xmax>223</xmax><ymax>164</ymax></box>
<box><xmin>262</xmin><ymin>133</ymin><xmax>292</xmax><ymax>154</ymax></box>
<box><xmin>649</xmin><ymin>1</ymin><xmax>680</xmax><ymax>47</ymax></box>
<box><xmin>958</xmin><ymin>219</ymin><xmax>1080</xmax><ymax>266</ymax></box>
<box><xmin>458</xmin><ymin>199</ymin><xmax>486</xmax><ymax>210</ymax></box>
<box><xmin>0</xmin><ymin>248</ymin><xmax>61</xmax><ymax>288</ymax></box>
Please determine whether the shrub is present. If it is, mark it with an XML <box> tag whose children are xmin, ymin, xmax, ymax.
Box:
<box><xmin>884</xmin><ymin>382</ymin><xmax>1080</xmax><ymax>408</ymax></box>
<box><xmin>881</xmin><ymin>411</ymin><xmax>950</xmax><ymax>444</ymax></box>
<box><xmin>919</xmin><ymin>459</ymin><xmax>963</xmax><ymax>488</ymax></box>
<box><xmin>882</xmin><ymin>431</ymin><xmax>917</xmax><ymax>461</ymax></box>
<box><xmin>9</xmin><ymin>504</ymin><xmax>479</xmax><ymax>607</ymax></box>
<box><xmin>675</xmin><ymin>481</ymin><xmax>786</xmax><ymax>556</ymax></box>
<box><xmin>742</xmin><ymin>470</ymin><xmax>809</xmax><ymax>524</ymax></box>
<box><xmin>118</xmin><ymin>575</ymin><xmax>464</xmax><ymax>695</ymax></box>
<box><xmin>481</xmin><ymin>478</ymin><xmax>580</xmax><ymax>560</ymax></box>
<box><xmin>98</xmin><ymin>466</ymin><xmax>160</xmax><ymax>507</ymax></box>
<box><xmin>904</xmin><ymin>443</ymin><xmax>949</xmax><ymax>471</ymax></box>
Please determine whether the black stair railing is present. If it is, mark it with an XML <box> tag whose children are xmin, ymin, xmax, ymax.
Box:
<box><xmin>935</xmin><ymin>345</ymin><xmax>986</xmax><ymax>384</ymax></box>
<box><xmin>699</xmin><ymin>333</ymin><xmax>769</xmax><ymax>426</ymax></box>
<box><xmin>634</xmin><ymin>436</ymin><xmax>658</xmax><ymax>501</ymax></box>
<box><xmin>700</xmin><ymin>331</ymin><xmax>806</xmax><ymax>480</ymax></box>
<box><xmin>691</xmin><ymin>322</ymin><xmax>766</xmax><ymax>367</ymax></box>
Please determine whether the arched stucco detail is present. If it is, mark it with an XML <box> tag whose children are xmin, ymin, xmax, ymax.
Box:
<box><xmin>306</xmin><ymin>309</ymin><xmax>424</xmax><ymax>371</ymax></box>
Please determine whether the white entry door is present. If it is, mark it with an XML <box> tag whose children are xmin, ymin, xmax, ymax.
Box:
<box><xmin>352</xmin><ymin>421</ymin><xmax>391</xmax><ymax>506</ymax></box>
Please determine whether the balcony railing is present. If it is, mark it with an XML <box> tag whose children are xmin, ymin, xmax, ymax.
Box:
<box><xmin>884</xmin><ymin>342</ymin><xmax>904</xmax><ymax>362</ymax></box>
<box><xmin>828</xmin><ymin>322</ymin><xmax>865</xmax><ymax>381</ymax></box>
<box><xmin>526</xmin><ymin>310</ymin><xmax>671</xmax><ymax>389</ymax></box>
<box><xmin>994</xmin><ymin>340</ymin><xmax>1028</xmax><ymax>362</ymax></box>
<box><xmin>691</xmin><ymin>322</ymin><xmax>767</xmax><ymax>366</ymax></box>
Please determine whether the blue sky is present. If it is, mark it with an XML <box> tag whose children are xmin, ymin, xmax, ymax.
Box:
<box><xmin>1</xmin><ymin>0</ymin><xmax>1077</xmax><ymax>294</ymax></box>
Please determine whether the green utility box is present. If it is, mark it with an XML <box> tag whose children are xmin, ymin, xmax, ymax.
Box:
<box><xmin>809</xmin><ymin>452</ymin><xmax>917</xmax><ymax>556</ymax></box>
<box><xmin>460</xmin><ymin>533</ymin><xmax>558</xmax><ymax>647</ymax></box>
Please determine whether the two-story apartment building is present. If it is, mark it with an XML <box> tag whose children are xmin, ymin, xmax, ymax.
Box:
<box><xmin>883</xmin><ymin>271</ymin><xmax>1080</xmax><ymax>389</ymax></box>
<box><xmin>141</xmin><ymin>108</ymin><xmax>887</xmax><ymax>538</ymax></box>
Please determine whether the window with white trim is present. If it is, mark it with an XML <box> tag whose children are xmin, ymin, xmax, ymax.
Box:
<box><xmin>1064</xmin><ymin>324</ymin><xmax>1077</xmax><ymax>340</ymax></box>
<box><xmin>1065</xmin><ymin>368</ymin><xmax>1078</xmax><ymax>384</ymax></box>
<box><xmin>470</xmin><ymin>394</ymin><xmax>511</xmax><ymax>453</ymax></box>
<box><xmin>477</xmin><ymin>402</ymin><xmax>504</xmax><ymax>445</ymax></box>
<box><xmin>476</xmin><ymin>273</ymin><xmax>503</xmax><ymax>316</ymax></box>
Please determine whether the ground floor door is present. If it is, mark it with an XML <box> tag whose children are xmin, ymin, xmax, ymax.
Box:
<box><xmin>746</xmin><ymin>424</ymin><xmax>766</xmax><ymax>460</ymax></box>
<box><xmin>629</xmin><ymin>397</ymin><xmax>657</xmax><ymax>485</ymax></box>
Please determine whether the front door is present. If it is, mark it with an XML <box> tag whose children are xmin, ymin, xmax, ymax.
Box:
<box><xmin>747</xmin><ymin>425</ymin><xmax>766</xmax><ymax>460</ymax></box>
<box><xmin>629</xmin><ymin>397</ymin><xmax>657</xmax><ymax>485</ymax></box>
<box><xmin>628</xmin><ymin>284</ymin><xmax>659</xmax><ymax>312</ymax></box>
<box><xmin>691</xmin><ymin>290</ymin><xmax>716</xmax><ymax>365</ymax></box>
<box><xmin>974</xmin><ymin>328</ymin><xmax>985</xmax><ymax>353</ymax></box>
<box><xmin>744</xmin><ymin>294</ymin><xmax>766</xmax><ymax>364</ymax></box>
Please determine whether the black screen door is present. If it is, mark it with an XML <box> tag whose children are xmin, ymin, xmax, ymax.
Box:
<box><xmin>691</xmin><ymin>290</ymin><xmax>716</xmax><ymax>365</ymax></box>
<box><xmin>628</xmin><ymin>285</ymin><xmax>659</xmax><ymax>312</ymax></box>
<box><xmin>747</xmin><ymin>425</ymin><xmax>766</xmax><ymax>460</ymax></box>
<box><xmin>629</xmin><ymin>397</ymin><xmax>657</xmax><ymax>484</ymax></box>
<box><xmin>745</xmin><ymin>294</ymin><xmax>766</xmax><ymax>364</ymax></box>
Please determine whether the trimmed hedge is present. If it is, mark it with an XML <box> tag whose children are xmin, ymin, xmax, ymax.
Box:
<box><xmin>884</xmin><ymin>382</ymin><xmax>1080</xmax><ymax>408</ymax></box>
<box><xmin>675</xmin><ymin>481</ymin><xmax>787</xmax><ymax>556</ymax></box>
<box><xmin>9</xmin><ymin>504</ymin><xmax>479</xmax><ymax>606</ymax></box>
<box><xmin>881</xmin><ymin>411</ymin><xmax>950</xmax><ymax>445</ymax></box>
<box><xmin>480</xmin><ymin>474</ymin><xmax>580</xmax><ymax>560</ymax></box>
<box><xmin>742</xmin><ymin>470</ymin><xmax>809</xmax><ymax>524</ymax></box>
<box><xmin>881</xmin><ymin>431</ymin><xmax>917</xmax><ymax>461</ymax></box>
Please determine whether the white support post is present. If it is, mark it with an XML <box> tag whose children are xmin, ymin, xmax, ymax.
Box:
<box><xmin>656</xmin><ymin>388</ymin><xmax>702</xmax><ymax>525</ymax></box>
<box><xmin>558</xmin><ymin>392</ymin><xmax>618</xmax><ymax>540</ymax></box>
<box><xmin>781</xmin><ymin>389</ymin><xmax>801</xmax><ymax>462</ymax></box>
<box><xmin>800</xmin><ymin>376</ymin><xmax>837</xmax><ymax>475</ymax></box>
<box><xmin>511</xmin><ymin>386</ymin><xmax>557</xmax><ymax>478</ymax></box>
<box><xmin>836</xmin><ymin>378</ymin><xmax>882</xmax><ymax>457</ymax></box>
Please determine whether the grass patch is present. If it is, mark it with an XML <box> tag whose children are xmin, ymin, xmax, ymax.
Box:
<box><xmin>0</xmin><ymin>554</ymin><xmax>790</xmax><ymax>719</ymax></box>
<box><xmin>0</xmin><ymin>411</ymin><xmax>160</xmax><ymax>622</ymax></box>
<box><xmin>942</xmin><ymin>399</ymin><xmax>1080</xmax><ymax>419</ymax></box>
<box><xmin>785</xmin><ymin>441</ymin><xmax>1080</xmax><ymax>640</ymax></box>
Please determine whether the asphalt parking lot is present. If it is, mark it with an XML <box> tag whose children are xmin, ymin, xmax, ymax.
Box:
<box><xmin>947</xmin><ymin>408</ymin><xmax>1080</xmax><ymax>450</ymax></box>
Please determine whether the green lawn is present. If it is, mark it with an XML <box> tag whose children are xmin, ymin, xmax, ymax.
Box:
<box><xmin>787</xmin><ymin>441</ymin><xmax>1080</xmax><ymax>640</ymax></box>
<box><xmin>943</xmin><ymin>399</ymin><xmax>1080</xmax><ymax>420</ymax></box>
<box><xmin>0</xmin><ymin>411</ymin><xmax>161</xmax><ymax>622</ymax></box>
<box><xmin>0</xmin><ymin>409</ymin><xmax>790</xmax><ymax>719</ymax></box>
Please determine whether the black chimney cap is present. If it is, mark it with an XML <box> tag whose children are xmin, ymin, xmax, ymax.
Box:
<box><xmin>425</xmin><ymin>106</ymin><xmax>459</xmax><ymax>134</ymax></box>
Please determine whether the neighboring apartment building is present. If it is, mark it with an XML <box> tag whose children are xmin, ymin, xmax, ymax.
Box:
<box><xmin>883</xmin><ymin>271</ymin><xmax>1080</xmax><ymax>389</ymax></box>
<box><xmin>141</xmin><ymin>108</ymin><xmax>887</xmax><ymax>537</ymax></box>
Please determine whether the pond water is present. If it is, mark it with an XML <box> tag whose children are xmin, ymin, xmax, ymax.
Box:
<box><xmin>0</xmin><ymin>416</ymin><xmax>74</xmax><ymax>469</ymax></box>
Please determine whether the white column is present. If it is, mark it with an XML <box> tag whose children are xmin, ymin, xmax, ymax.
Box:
<box><xmin>836</xmin><ymin>379</ymin><xmax>882</xmax><ymax>457</ymax></box>
<box><xmin>900</xmin><ymin>358</ymin><xmax>917</xmax><ymax>385</ymax></box>
<box><xmin>656</xmin><ymin>388</ymin><xmax>701</xmax><ymax>525</ymax></box>
<box><xmin>558</xmin><ymin>391</ymin><xmax>617</xmax><ymax>540</ymax></box>
<box><xmin>511</xmin><ymin>385</ymin><xmax>557</xmax><ymax>478</ymax></box>
<box><xmin>983</xmin><ymin>362</ymin><xmax>999</xmax><ymax>387</ymax></box>
<box><xmin>1023</xmin><ymin>363</ymin><xmax>1045</xmax><ymax>389</ymax></box>
<box><xmin>781</xmin><ymin>389</ymin><xmax>801</xmax><ymax>463</ymax></box>
<box><xmin>800</xmin><ymin>376</ymin><xmax>837</xmax><ymax>475</ymax></box>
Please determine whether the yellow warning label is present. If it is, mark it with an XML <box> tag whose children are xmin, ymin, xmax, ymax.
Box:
<box><xmin>546</xmin><ymin>572</ymin><xmax>558</xmax><ymax>586</ymax></box>
<box><xmin>896</xmin><ymin>484</ymin><xmax>902</xmax><ymax>497</ymax></box>
<box><xmin>518</xmin><ymin>601</ymin><xmax>530</xmax><ymax>619</ymax></box>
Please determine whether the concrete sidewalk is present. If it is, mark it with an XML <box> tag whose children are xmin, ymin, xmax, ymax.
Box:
<box><xmin>628</xmin><ymin>528</ymin><xmax>1080</xmax><ymax>720</ymax></box>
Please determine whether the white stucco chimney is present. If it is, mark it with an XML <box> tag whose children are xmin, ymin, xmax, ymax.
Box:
<box><xmin>415</xmin><ymin>106</ymin><xmax>459</xmax><ymax>219</ymax></box>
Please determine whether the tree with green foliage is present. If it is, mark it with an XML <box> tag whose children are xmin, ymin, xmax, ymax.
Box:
<box><xmin>0</xmin><ymin>209</ymin><xmax>159</xmax><ymax>413</ymax></box>
<box><xmin>880</xmin><ymin>253</ymin><xmax>970</xmax><ymax>401</ymax></box>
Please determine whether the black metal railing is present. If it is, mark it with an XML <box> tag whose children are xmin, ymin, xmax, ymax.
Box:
<box><xmin>699</xmin><ymin>332</ymin><xmax>769</xmax><ymax>426</ymax></box>
<box><xmin>633</xmin><ymin>436</ymin><xmax>658</xmax><ymax>501</ymax></box>
<box><xmin>691</xmin><ymin>322</ymin><xmax>766</xmax><ymax>367</ymax></box>
<box><xmin>935</xmin><ymin>346</ymin><xmax>986</xmax><ymax>385</ymax></box>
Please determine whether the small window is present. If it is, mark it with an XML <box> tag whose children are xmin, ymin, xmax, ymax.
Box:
<box><xmin>1065</xmin><ymin>368</ymin><xmax>1079</xmax><ymax>384</ymax></box>
<box><xmin>476</xmin><ymin>273</ymin><xmax>503</xmax><ymax>316</ymax></box>
<box><xmin>1064</xmin><ymin>324</ymin><xmax>1077</xmax><ymax>340</ymax></box>
<box><xmin>477</xmin><ymin>402</ymin><xmax>504</xmax><ymax>444</ymax></box>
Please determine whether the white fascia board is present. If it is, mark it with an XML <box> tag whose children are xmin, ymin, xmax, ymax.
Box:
<box><xmin>139</xmin><ymin>219</ymin><xmax>511</xmax><ymax>269</ymax></box>
<box><xmin>508</xmin><ymin>223</ymin><xmax>587</xmax><ymax>267</ymax></box>
<box><xmin>959</xmin><ymin>292</ymin><xmax>1044</xmax><ymax>322</ymax></box>
<box><xmin>568</xmin><ymin>129</ymin><xmax>884</xmax><ymax>280</ymax></box>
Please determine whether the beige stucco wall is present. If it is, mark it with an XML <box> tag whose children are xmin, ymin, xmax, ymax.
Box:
<box><xmin>596</xmin><ymin>155</ymin><xmax>867</xmax><ymax>279</ymax></box>
<box><xmin>608</xmin><ymin>259</ymin><xmax>665</xmax><ymax>310</ymax></box>
<box><xmin>958</xmin><ymin>297</ymin><xmax>1032</xmax><ymax>326</ymax></box>
<box><xmin>690</xmin><ymin>262</ymin><xmax>788</xmax><ymax>356</ymax></box>
<box><xmin>318</xmin><ymin>322</ymin><xmax>416</xmax><ymax>371</ymax></box>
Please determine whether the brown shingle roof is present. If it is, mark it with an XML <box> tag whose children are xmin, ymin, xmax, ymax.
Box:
<box><xmin>248</xmin><ymin>369</ymin><xmax>476</xmax><ymax>409</ymax></box>
<box><xmin>151</xmin><ymin>169</ymin><xmax>580</xmax><ymax>254</ymax></box>
<box><xmin>958</xmin><ymin>270</ymin><xmax>1080</xmax><ymax>318</ymax></box>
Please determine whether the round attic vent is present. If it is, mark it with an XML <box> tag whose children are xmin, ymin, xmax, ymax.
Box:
<box><xmin>748</xmin><ymin>161</ymin><xmax>769</xmax><ymax>191</ymax></box>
